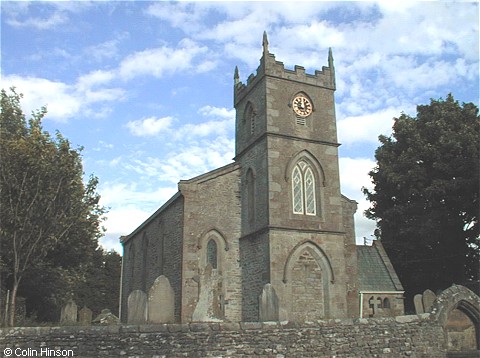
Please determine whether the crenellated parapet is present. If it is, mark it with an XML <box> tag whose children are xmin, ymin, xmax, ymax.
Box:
<box><xmin>234</xmin><ymin>32</ymin><xmax>335</xmax><ymax>106</ymax></box>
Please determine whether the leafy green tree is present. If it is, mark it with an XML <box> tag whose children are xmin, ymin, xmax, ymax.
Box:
<box><xmin>363</xmin><ymin>94</ymin><xmax>479</xmax><ymax>308</ymax></box>
<box><xmin>20</xmin><ymin>248</ymin><xmax>121</xmax><ymax>322</ymax></box>
<box><xmin>75</xmin><ymin>249</ymin><xmax>122</xmax><ymax>317</ymax></box>
<box><xmin>0</xmin><ymin>88</ymin><xmax>106</xmax><ymax>326</ymax></box>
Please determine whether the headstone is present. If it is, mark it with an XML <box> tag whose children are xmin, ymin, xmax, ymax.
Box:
<box><xmin>78</xmin><ymin>306</ymin><xmax>92</xmax><ymax>325</ymax></box>
<box><xmin>127</xmin><ymin>290</ymin><xmax>147</xmax><ymax>324</ymax></box>
<box><xmin>148</xmin><ymin>275</ymin><xmax>175</xmax><ymax>323</ymax></box>
<box><xmin>414</xmin><ymin>294</ymin><xmax>424</xmax><ymax>314</ymax></box>
<box><xmin>259</xmin><ymin>283</ymin><xmax>279</xmax><ymax>321</ymax></box>
<box><xmin>92</xmin><ymin>309</ymin><xmax>119</xmax><ymax>325</ymax></box>
<box><xmin>60</xmin><ymin>299</ymin><xmax>78</xmax><ymax>324</ymax></box>
<box><xmin>192</xmin><ymin>263</ymin><xmax>224</xmax><ymax>322</ymax></box>
<box><xmin>422</xmin><ymin>289</ymin><xmax>437</xmax><ymax>313</ymax></box>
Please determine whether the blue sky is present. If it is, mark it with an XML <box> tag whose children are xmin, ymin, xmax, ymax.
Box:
<box><xmin>2</xmin><ymin>1</ymin><xmax>479</xmax><ymax>254</ymax></box>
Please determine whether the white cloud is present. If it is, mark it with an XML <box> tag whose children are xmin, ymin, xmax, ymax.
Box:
<box><xmin>125</xmin><ymin>106</ymin><xmax>235</xmax><ymax>139</ymax></box>
<box><xmin>121</xmin><ymin>136</ymin><xmax>235</xmax><ymax>184</ymax></box>
<box><xmin>2</xmin><ymin>75</ymin><xmax>81</xmax><ymax>121</ymax></box>
<box><xmin>100</xmin><ymin>182</ymin><xmax>177</xmax><ymax>208</ymax></box>
<box><xmin>85</xmin><ymin>33</ymin><xmax>129</xmax><ymax>62</ymax></box>
<box><xmin>339</xmin><ymin>157</ymin><xmax>375</xmax><ymax>198</ymax></box>
<box><xmin>198</xmin><ymin>105</ymin><xmax>235</xmax><ymax>119</ymax></box>
<box><xmin>339</xmin><ymin>156</ymin><xmax>378</xmax><ymax>244</ymax></box>
<box><xmin>337</xmin><ymin>108</ymin><xmax>401</xmax><ymax>145</ymax></box>
<box><xmin>6</xmin><ymin>11</ymin><xmax>68</xmax><ymax>30</ymax></box>
<box><xmin>174</xmin><ymin>106</ymin><xmax>235</xmax><ymax>140</ymax></box>
<box><xmin>118</xmin><ymin>39</ymin><xmax>212</xmax><ymax>80</ymax></box>
<box><xmin>3</xmin><ymin>74</ymin><xmax>125</xmax><ymax>122</ymax></box>
<box><xmin>77</xmin><ymin>70</ymin><xmax>116</xmax><ymax>90</ymax></box>
<box><xmin>126</xmin><ymin>116</ymin><xmax>174</xmax><ymax>137</ymax></box>
<box><xmin>145</xmin><ymin>2</ymin><xmax>209</xmax><ymax>33</ymax></box>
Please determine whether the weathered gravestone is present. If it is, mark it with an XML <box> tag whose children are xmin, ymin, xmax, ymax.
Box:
<box><xmin>60</xmin><ymin>299</ymin><xmax>78</xmax><ymax>324</ymax></box>
<box><xmin>93</xmin><ymin>309</ymin><xmax>119</xmax><ymax>325</ymax></box>
<box><xmin>127</xmin><ymin>290</ymin><xmax>147</xmax><ymax>324</ymax></box>
<box><xmin>422</xmin><ymin>289</ymin><xmax>437</xmax><ymax>313</ymax></box>
<box><xmin>148</xmin><ymin>275</ymin><xmax>175</xmax><ymax>323</ymax></box>
<box><xmin>414</xmin><ymin>294</ymin><xmax>424</xmax><ymax>314</ymax></box>
<box><xmin>192</xmin><ymin>264</ymin><xmax>224</xmax><ymax>321</ymax></box>
<box><xmin>78</xmin><ymin>306</ymin><xmax>92</xmax><ymax>325</ymax></box>
<box><xmin>259</xmin><ymin>283</ymin><xmax>279</xmax><ymax>321</ymax></box>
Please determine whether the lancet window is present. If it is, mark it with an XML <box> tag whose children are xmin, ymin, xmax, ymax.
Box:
<box><xmin>292</xmin><ymin>160</ymin><xmax>316</xmax><ymax>215</ymax></box>
<box><xmin>206</xmin><ymin>239</ymin><xmax>218</xmax><ymax>269</ymax></box>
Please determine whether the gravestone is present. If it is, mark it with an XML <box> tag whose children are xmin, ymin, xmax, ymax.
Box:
<box><xmin>78</xmin><ymin>306</ymin><xmax>92</xmax><ymax>325</ymax></box>
<box><xmin>93</xmin><ymin>309</ymin><xmax>119</xmax><ymax>325</ymax></box>
<box><xmin>422</xmin><ymin>289</ymin><xmax>437</xmax><ymax>313</ymax></box>
<box><xmin>60</xmin><ymin>299</ymin><xmax>78</xmax><ymax>324</ymax></box>
<box><xmin>192</xmin><ymin>263</ymin><xmax>224</xmax><ymax>321</ymax></box>
<box><xmin>259</xmin><ymin>283</ymin><xmax>279</xmax><ymax>321</ymax></box>
<box><xmin>127</xmin><ymin>290</ymin><xmax>147</xmax><ymax>324</ymax></box>
<box><xmin>414</xmin><ymin>294</ymin><xmax>424</xmax><ymax>314</ymax></box>
<box><xmin>148</xmin><ymin>275</ymin><xmax>175</xmax><ymax>323</ymax></box>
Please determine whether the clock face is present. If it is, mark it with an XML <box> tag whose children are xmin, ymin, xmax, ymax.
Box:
<box><xmin>293</xmin><ymin>95</ymin><xmax>313</xmax><ymax>117</ymax></box>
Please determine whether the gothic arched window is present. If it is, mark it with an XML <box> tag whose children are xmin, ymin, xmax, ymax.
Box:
<box><xmin>206</xmin><ymin>239</ymin><xmax>218</xmax><ymax>269</ymax></box>
<box><xmin>244</xmin><ymin>102</ymin><xmax>256</xmax><ymax>135</ymax></box>
<box><xmin>292</xmin><ymin>160</ymin><xmax>316</xmax><ymax>215</ymax></box>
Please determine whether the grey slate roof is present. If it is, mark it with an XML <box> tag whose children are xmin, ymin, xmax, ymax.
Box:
<box><xmin>357</xmin><ymin>241</ymin><xmax>404</xmax><ymax>292</ymax></box>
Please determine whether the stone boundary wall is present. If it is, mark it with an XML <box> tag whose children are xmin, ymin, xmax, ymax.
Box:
<box><xmin>0</xmin><ymin>315</ymin><xmax>446</xmax><ymax>358</ymax></box>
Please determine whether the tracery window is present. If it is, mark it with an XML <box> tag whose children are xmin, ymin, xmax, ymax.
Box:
<box><xmin>292</xmin><ymin>160</ymin><xmax>316</xmax><ymax>215</ymax></box>
<box><xmin>206</xmin><ymin>239</ymin><xmax>218</xmax><ymax>269</ymax></box>
<box><xmin>247</xmin><ymin>169</ymin><xmax>255</xmax><ymax>224</ymax></box>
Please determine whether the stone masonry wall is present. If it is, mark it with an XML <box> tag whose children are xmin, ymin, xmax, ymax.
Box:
<box><xmin>121</xmin><ymin>195</ymin><xmax>184</xmax><ymax>322</ymax></box>
<box><xmin>0</xmin><ymin>316</ymin><xmax>447</xmax><ymax>358</ymax></box>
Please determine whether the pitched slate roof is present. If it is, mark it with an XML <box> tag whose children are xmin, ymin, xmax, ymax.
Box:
<box><xmin>357</xmin><ymin>241</ymin><xmax>404</xmax><ymax>292</ymax></box>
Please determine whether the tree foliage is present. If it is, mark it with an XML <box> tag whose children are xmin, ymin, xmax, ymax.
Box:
<box><xmin>363</xmin><ymin>94</ymin><xmax>479</xmax><ymax>307</ymax></box>
<box><xmin>0</xmin><ymin>88</ymin><xmax>114</xmax><ymax>325</ymax></box>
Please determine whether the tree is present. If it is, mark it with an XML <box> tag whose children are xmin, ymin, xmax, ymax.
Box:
<box><xmin>0</xmin><ymin>88</ymin><xmax>106</xmax><ymax>326</ymax></box>
<box><xmin>363</xmin><ymin>94</ymin><xmax>479</xmax><ymax>308</ymax></box>
<box><xmin>19</xmin><ymin>248</ymin><xmax>121</xmax><ymax>322</ymax></box>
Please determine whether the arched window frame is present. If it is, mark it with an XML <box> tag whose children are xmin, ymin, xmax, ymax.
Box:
<box><xmin>383</xmin><ymin>297</ymin><xmax>391</xmax><ymax>309</ymax></box>
<box><xmin>198</xmin><ymin>229</ymin><xmax>228</xmax><ymax>272</ymax></box>
<box><xmin>292</xmin><ymin>160</ymin><xmax>317</xmax><ymax>216</ymax></box>
<box><xmin>286</xmin><ymin>151</ymin><xmax>325</xmax><ymax>219</ymax></box>
<box><xmin>244</xmin><ymin>102</ymin><xmax>256</xmax><ymax>135</ymax></box>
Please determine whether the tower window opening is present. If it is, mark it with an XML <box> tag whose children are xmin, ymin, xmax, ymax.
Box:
<box><xmin>292</xmin><ymin>160</ymin><xmax>316</xmax><ymax>215</ymax></box>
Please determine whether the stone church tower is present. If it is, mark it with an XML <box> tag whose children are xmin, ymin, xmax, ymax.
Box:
<box><xmin>120</xmin><ymin>33</ymin><xmax>404</xmax><ymax>323</ymax></box>
<box><xmin>234</xmin><ymin>32</ymin><xmax>358</xmax><ymax>321</ymax></box>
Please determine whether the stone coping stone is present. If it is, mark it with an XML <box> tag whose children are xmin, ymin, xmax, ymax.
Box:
<box><xmin>166</xmin><ymin>324</ymin><xmax>190</xmax><ymax>333</ymax></box>
<box><xmin>119</xmin><ymin>325</ymin><xmax>140</xmax><ymax>333</ymax></box>
<box><xmin>138</xmin><ymin>324</ymin><xmax>169</xmax><ymax>333</ymax></box>
<box><xmin>260</xmin><ymin>321</ymin><xmax>281</xmax><ymax>330</ymax></box>
<box><xmin>0</xmin><ymin>314</ymin><xmax>435</xmax><ymax>338</ymax></box>
<box><xmin>189</xmin><ymin>323</ymin><xmax>212</xmax><ymax>332</ymax></box>
<box><xmin>217</xmin><ymin>322</ymin><xmax>241</xmax><ymax>331</ymax></box>
<box><xmin>240</xmin><ymin>322</ymin><xmax>263</xmax><ymax>330</ymax></box>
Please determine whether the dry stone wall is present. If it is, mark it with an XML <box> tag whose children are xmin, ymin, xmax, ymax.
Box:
<box><xmin>1</xmin><ymin>315</ymin><xmax>447</xmax><ymax>358</ymax></box>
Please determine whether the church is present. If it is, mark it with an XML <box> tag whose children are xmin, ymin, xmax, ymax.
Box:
<box><xmin>119</xmin><ymin>33</ymin><xmax>404</xmax><ymax>323</ymax></box>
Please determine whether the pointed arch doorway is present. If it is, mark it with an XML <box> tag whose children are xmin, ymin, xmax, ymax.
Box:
<box><xmin>283</xmin><ymin>241</ymin><xmax>334</xmax><ymax>322</ymax></box>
